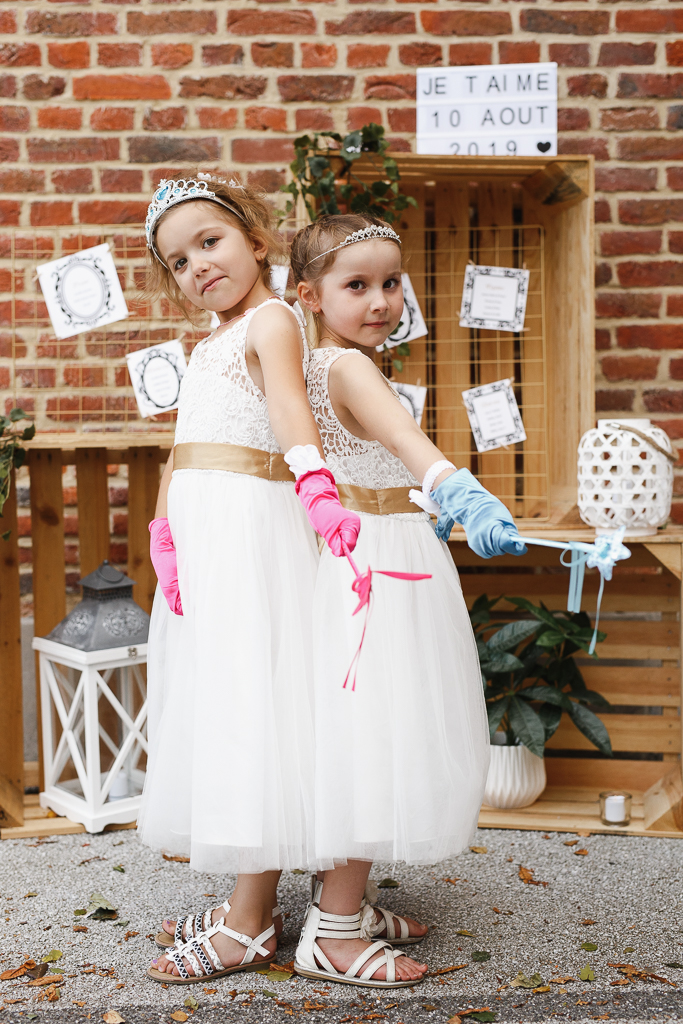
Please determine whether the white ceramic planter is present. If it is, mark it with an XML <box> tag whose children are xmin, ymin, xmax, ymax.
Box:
<box><xmin>483</xmin><ymin>740</ymin><xmax>546</xmax><ymax>809</ymax></box>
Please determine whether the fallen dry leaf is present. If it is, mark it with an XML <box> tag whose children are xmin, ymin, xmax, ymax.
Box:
<box><xmin>27</xmin><ymin>975</ymin><xmax>65</xmax><ymax>988</ymax></box>
<box><xmin>448</xmin><ymin>1017</ymin><xmax>463</xmax><ymax>1024</ymax></box>
<box><xmin>0</xmin><ymin>959</ymin><xmax>37</xmax><ymax>980</ymax></box>
<box><xmin>73</xmin><ymin>925</ymin><xmax>88</xmax><ymax>933</ymax></box>
<box><xmin>115</xmin><ymin>983</ymin><xmax>125</xmax><ymax>990</ymax></box>
<box><xmin>534</xmin><ymin>985</ymin><xmax>551</xmax><ymax>993</ymax></box>
<box><xmin>607</xmin><ymin>963</ymin><xmax>676</xmax><ymax>987</ymax></box>
<box><xmin>550</xmin><ymin>976</ymin><xmax>576</xmax><ymax>984</ymax></box>
<box><xmin>469</xmin><ymin>846</ymin><xmax>487</xmax><ymax>854</ymax></box>
<box><xmin>26</xmin><ymin>963</ymin><xmax>48</xmax><ymax>980</ymax></box>
<box><xmin>102</xmin><ymin>1012</ymin><xmax>126</xmax><ymax>1024</ymax></box>
<box><xmin>170</xmin><ymin>1013</ymin><xmax>188</xmax><ymax>1023</ymax></box>
<box><xmin>610</xmin><ymin>979</ymin><xmax>629</xmax><ymax>986</ymax></box>
<box><xmin>442</xmin><ymin>878</ymin><xmax>460</xmax><ymax>885</ymax></box>
<box><xmin>37</xmin><ymin>984</ymin><xmax>60</xmax><ymax>1002</ymax></box>
<box><xmin>429</xmin><ymin>965</ymin><xmax>467</xmax><ymax>976</ymax></box>
<box><xmin>123</xmin><ymin>931</ymin><xmax>139</xmax><ymax>942</ymax></box>
<box><xmin>162</xmin><ymin>853</ymin><xmax>190</xmax><ymax>864</ymax></box>
<box><xmin>564</xmin><ymin>840</ymin><xmax>579</xmax><ymax>847</ymax></box>
<box><xmin>451</xmin><ymin>1009</ymin><xmax>493</xmax><ymax>1018</ymax></box>
<box><xmin>575</xmin><ymin>848</ymin><xmax>589</xmax><ymax>857</ymax></box>
<box><xmin>518</xmin><ymin>865</ymin><xmax>548</xmax><ymax>887</ymax></box>
<box><xmin>204</xmin><ymin>988</ymin><xmax>217</xmax><ymax>994</ymax></box>
<box><xmin>577</xmin><ymin>830</ymin><xmax>591</xmax><ymax>837</ymax></box>
<box><xmin>73</xmin><ymin>1001</ymin><xmax>86</xmax><ymax>1007</ymax></box>
<box><xmin>582</xmin><ymin>919</ymin><xmax>596</xmax><ymax>925</ymax></box>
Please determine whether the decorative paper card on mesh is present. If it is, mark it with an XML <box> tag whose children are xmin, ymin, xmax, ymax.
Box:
<box><xmin>462</xmin><ymin>378</ymin><xmax>527</xmax><ymax>453</ymax></box>
<box><xmin>37</xmin><ymin>243</ymin><xmax>129</xmax><ymax>341</ymax></box>
<box><xmin>126</xmin><ymin>340</ymin><xmax>187</xmax><ymax>419</ymax></box>
<box><xmin>460</xmin><ymin>264</ymin><xmax>530</xmax><ymax>333</ymax></box>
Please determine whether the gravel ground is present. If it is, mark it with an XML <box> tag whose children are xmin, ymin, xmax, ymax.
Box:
<box><xmin>1</xmin><ymin>826</ymin><xmax>682</xmax><ymax>1023</ymax></box>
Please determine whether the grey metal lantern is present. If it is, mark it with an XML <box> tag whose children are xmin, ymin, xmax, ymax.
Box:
<box><xmin>33</xmin><ymin>560</ymin><xmax>150</xmax><ymax>832</ymax></box>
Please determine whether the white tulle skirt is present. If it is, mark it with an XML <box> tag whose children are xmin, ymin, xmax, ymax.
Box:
<box><xmin>312</xmin><ymin>512</ymin><xmax>489</xmax><ymax>868</ymax></box>
<box><xmin>137</xmin><ymin>468</ymin><xmax>319</xmax><ymax>874</ymax></box>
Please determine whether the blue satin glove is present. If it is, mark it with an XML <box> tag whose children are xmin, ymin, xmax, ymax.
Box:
<box><xmin>432</xmin><ymin>468</ymin><xmax>527</xmax><ymax>558</ymax></box>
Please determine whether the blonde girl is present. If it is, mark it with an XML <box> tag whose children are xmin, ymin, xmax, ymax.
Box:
<box><xmin>289</xmin><ymin>214</ymin><xmax>525</xmax><ymax>989</ymax></box>
<box><xmin>138</xmin><ymin>176</ymin><xmax>360</xmax><ymax>985</ymax></box>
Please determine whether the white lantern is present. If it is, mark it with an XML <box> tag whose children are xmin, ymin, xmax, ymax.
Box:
<box><xmin>577</xmin><ymin>418</ymin><xmax>675</xmax><ymax>536</ymax></box>
<box><xmin>33</xmin><ymin>562</ymin><xmax>149</xmax><ymax>833</ymax></box>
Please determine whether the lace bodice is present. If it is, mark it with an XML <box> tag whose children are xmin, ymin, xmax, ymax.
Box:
<box><xmin>307</xmin><ymin>347</ymin><xmax>422</xmax><ymax>497</ymax></box>
<box><xmin>174</xmin><ymin>297</ymin><xmax>308</xmax><ymax>453</ymax></box>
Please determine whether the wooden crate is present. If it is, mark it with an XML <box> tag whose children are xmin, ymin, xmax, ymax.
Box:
<box><xmin>449</xmin><ymin>527</ymin><xmax>683</xmax><ymax>838</ymax></box>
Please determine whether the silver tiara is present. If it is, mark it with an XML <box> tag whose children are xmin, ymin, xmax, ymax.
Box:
<box><xmin>146</xmin><ymin>177</ymin><xmax>246</xmax><ymax>267</ymax></box>
<box><xmin>304</xmin><ymin>224</ymin><xmax>402</xmax><ymax>268</ymax></box>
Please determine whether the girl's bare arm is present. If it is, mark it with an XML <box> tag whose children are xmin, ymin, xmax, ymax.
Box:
<box><xmin>155</xmin><ymin>449</ymin><xmax>174</xmax><ymax>518</ymax></box>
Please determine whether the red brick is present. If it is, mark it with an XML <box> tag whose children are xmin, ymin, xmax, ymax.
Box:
<box><xmin>347</xmin><ymin>106</ymin><xmax>382</xmax><ymax>131</ymax></box>
<box><xmin>364</xmin><ymin>74</ymin><xmax>415</xmax><ymax>101</ymax></box>
<box><xmin>618</xmin><ymin>262</ymin><xmax>683</xmax><ymax>288</ymax></box>
<box><xmin>557</xmin><ymin>138</ymin><xmax>609</xmax><ymax>161</ymax></box>
<box><xmin>521</xmin><ymin>9</ymin><xmax>609</xmax><ymax>35</ymax></box>
<box><xmin>595</xmin><ymin>263</ymin><xmax>611</xmax><ymax>287</ymax></box>
<box><xmin>101</xmin><ymin>168</ymin><xmax>143</xmax><ymax>193</ymax></box>
<box><xmin>47</xmin><ymin>41</ymin><xmax>90</xmax><ymax>70</ymax></box>
<box><xmin>558</xmin><ymin>107</ymin><xmax>589</xmax><ymax>131</ymax></box>
<box><xmin>596</xmin><ymin>328</ymin><xmax>611</xmax><ymax>351</ymax></box>
<box><xmin>99</xmin><ymin>43</ymin><xmax>142</xmax><ymax>68</ymax></box>
<box><xmin>0</xmin><ymin>12</ymin><xmax>16</xmax><ymax>33</ymax></box>
<box><xmin>179</xmin><ymin>75</ymin><xmax>266</xmax><ymax>100</ymax></box>
<box><xmin>0</xmin><ymin>139</ymin><xmax>18</xmax><ymax>162</ymax></box>
<box><xmin>669</xmin><ymin>358</ymin><xmax>683</xmax><ymax>379</ymax></box>
<box><xmin>90</xmin><ymin>106</ymin><xmax>135</xmax><ymax>131</ymax></box>
<box><xmin>670</xmin><ymin>233</ymin><xmax>683</xmax><ymax>255</ymax></box>
<box><xmin>25</xmin><ymin>12</ymin><xmax>117</xmax><ymax>36</ymax></box>
<box><xmin>595</xmin><ymin>390</ymin><xmax>634</xmax><ymax>412</ymax></box>
<box><xmin>326</xmin><ymin>12</ymin><xmax>414</xmax><ymax>35</ymax></box>
<box><xmin>112</xmin><ymin>512</ymin><xmax>127</xmax><ymax>536</ymax></box>
<box><xmin>499</xmin><ymin>41</ymin><xmax>539</xmax><ymax>64</ymax></box>
<box><xmin>0</xmin><ymin>76</ymin><xmax>16</xmax><ymax>99</ymax></box>
<box><xmin>387</xmin><ymin>138</ymin><xmax>411</xmax><ymax>154</ymax></box>
<box><xmin>128</xmin><ymin>11</ymin><xmax>216</xmax><ymax>35</ymax></box>
<box><xmin>63</xmin><ymin>366</ymin><xmax>106</xmax><ymax>388</ymax></box>
<box><xmin>301</xmin><ymin>43</ymin><xmax>337</xmax><ymax>69</ymax></box>
<box><xmin>347</xmin><ymin>44</ymin><xmax>389</xmax><ymax>69</ymax></box>
<box><xmin>27</xmin><ymin>137</ymin><xmax>119</xmax><ymax>163</ymax></box>
<box><xmin>595</xmin><ymin>167</ymin><xmax>658</xmax><ymax>193</ymax></box>
<box><xmin>22</xmin><ymin>75</ymin><xmax>65</xmax><ymax>100</ymax></box>
<box><xmin>15</xmin><ymin>367</ymin><xmax>56</xmax><ymax>388</ymax></box>
<box><xmin>601</xmin><ymin>355</ymin><xmax>659</xmax><ymax>382</ymax></box>
<box><xmin>247</xmin><ymin>169</ymin><xmax>286</xmax><ymax>192</ymax></box>
<box><xmin>667</xmin><ymin>41</ymin><xmax>683</xmax><ymax>69</ymax></box>
<box><xmin>568</xmin><ymin>75</ymin><xmax>607</xmax><ymax>99</ymax></box>
<box><xmin>619</xmin><ymin>74</ymin><xmax>683</xmax><ymax>100</ymax></box>
<box><xmin>250</xmin><ymin>43</ymin><xmax>292</xmax><ymax>69</ymax></box>
<box><xmin>295</xmin><ymin>107</ymin><xmax>333</xmax><ymax>131</ymax></box>
<box><xmin>0</xmin><ymin>105</ymin><xmax>28</xmax><ymax>131</ymax></box>
<box><xmin>0</xmin><ymin>44</ymin><xmax>41</xmax><ymax>67</ymax></box>
<box><xmin>0</xmin><ymin>169</ymin><xmax>43</xmax><ymax>191</ymax></box>
<box><xmin>668</xmin><ymin>168</ymin><xmax>683</xmax><ymax>192</ymax></box>
<box><xmin>422</xmin><ymin>11</ymin><xmax>511</xmax><ymax>36</ymax></box>
<box><xmin>616</xmin><ymin>10</ymin><xmax>683</xmax><ymax>34</ymax></box>
<box><xmin>75</xmin><ymin>74</ymin><xmax>171</xmax><ymax>102</ymax></box>
<box><xmin>660</xmin><ymin>420</ymin><xmax>683</xmax><ymax>441</ymax></box>
<box><xmin>600</xmin><ymin>107</ymin><xmax>658</xmax><ymax>132</ymax></box>
<box><xmin>601</xmin><ymin>231</ymin><xmax>662</xmax><ymax>256</ymax></box>
<box><xmin>668</xmin><ymin>106</ymin><xmax>683</xmax><ymax>132</ymax></box>
<box><xmin>596</xmin><ymin>292</ymin><xmax>661</xmax><ymax>318</ymax></box>
<box><xmin>52</xmin><ymin>168</ymin><xmax>92</xmax><ymax>194</ymax></box>
<box><xmin>671</xmin><ymin>296</ymin><xmax>683</xmax><ymax>317</ymax></box>
<box><xmin>38</xmin><ymin>106</ymin><xmax>82</xmax><ymax>130</ymax></box>
<box><xmin>644</xmin><ymin>390</ymin><xmax>683</xmax><ymax>413</ymax></box>
<box><xmin>278</xmin><ymin>75</ymin><xmax>353</xmax><ymax>103</ymax></box>
<box><xmin>618</xmin><ymin>324</ymin><xmax>683</xmax><ymax>347</ymax></box>
<box><xmin>197</xmin><ymin>106</ymin><xmax>238</xmax><ymax>130</ymax></box>
<box><xmin>79</xmin><ymin>200</ymin><xmax>147</xmax><ymax>225</ymax></box>
<box><xmin>619</xmin><ymin>200</ymin><xmax>683</xmax><ymax>226</ymax></box>
<box><xmin>30</xmin><ymin>201</ymin><xmax>73</xmax><ymax>226</ymax></box>
<box><xmin>228</xmin><ymin>10</ymin><xmax>316</xmax><ymax>34</ymax></box>
<box><xmin>0</xmin><ymin>200</ymin><xmax>20</xmax><ymax>224</ymax></box>
<box><xmin>143</xmin><ymin>107</ymin><xmax>187</xmax><ymax>131</ymax></box>
<box><xmin>388</xmin><ymin>107</ymin><xmax>416</xmax><ymax>133</ymax></box>
<box><xmin>599</xmin><ymin>43</ymin><xmax>656</xmax><ymax>67</ymax></box>
<box><xmin>449</xmin><ymin>43</ymin><xmax>492</xmax><ymax>66</ymax></box>
<box><xmin>399</xmin><ymin>43</ymin><xmax>442</xmax><ymax>66</ymax></box>
<box><xmin>548</xmin><ymin>43</ymin><xmax>589</xmax><ymax>67</ymax></box>
<box><xmin>231</xmin><ymin>137</ymin><xmax>294</xmax><ymax>163</ymax></box>
<box><xmin>128</xmin><ymin>136</ymin><xmax>221</xmax><ymax>163</ymax></box>
<box><xmin>245</xmin><ymin>105</ymin><xmax>287</xmax><ymax>131</ymax></box>
<box><xmin>618</xmin><ymin>137</ymin><xmax>683</xmax><ymax>162</ymax></box>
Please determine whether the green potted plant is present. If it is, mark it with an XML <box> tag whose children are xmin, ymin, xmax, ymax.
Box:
<box><xmin>471</xmin><ymin>595</ymin><xmax>611</xmax><ymax>808</ymax></box>
<box><xmin>0</xmin><ymin>407</ymin><xmax>34</xmax><ymax>539</ymax></box>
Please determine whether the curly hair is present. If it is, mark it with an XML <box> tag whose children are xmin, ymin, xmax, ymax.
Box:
<box><xmin>144</xmin><ymin>171</ymin><xmax>287</xmax><ymax>325</ymax></box>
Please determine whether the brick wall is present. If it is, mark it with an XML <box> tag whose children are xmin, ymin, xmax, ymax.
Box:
<box><xmin>1</xmin><ymin>0</ymin><xmax>683</xmax><ymax>513</ymax></box>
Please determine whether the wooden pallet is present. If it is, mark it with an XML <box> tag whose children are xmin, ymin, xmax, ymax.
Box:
<box><xmin>0</xmin><ymin>793</ymin><xmax>136</xmax><ymax>841</ymax></box>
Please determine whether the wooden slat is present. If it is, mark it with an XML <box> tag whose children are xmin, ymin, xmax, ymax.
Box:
<box><xmin>393</xmin><ymin>185</ymin><xmax>427</xmax><ymax>394</ymax></box>
<box><xmin>127</xmin><ymin>446</ymin><xmax>160</xmax><ymax>614</ymax></box>
<box><xmin>76</xmin><ymin>447</ymin><xmax>110</xmax><ymax>576</ymax></box>
<box><xmin>0</xmin><ymin>470</ymin><xmax>23</xmax><ymax>826</ymax></box>
<box><xmin>547</xmin><ymin>712</ymin><xmax>680</xmax><ymax>754</ymax></box>
<box><xmin>450</xmin><ymin>537</ymin><xmax>665</xmax><ymax>568</ymax></box>
<box><xmin>580</xmin><ymin>666</ymin><xmax>679</xmax><ymax>707</ymax></box>
<box><xmin>460</xmin><ymin>572</ymin><xmax>677</xmax><ymax>612</ymax></box>
<box><xmin>28</xmin><ymin>449</ymin><xmax>66</xmax><ymax>791</ymax></box>
<box><xmin>545</xmin><ymin>757</ymin><xmax>674</xmax><ymax>793</ymax></box>
<box><xmin>0</xmin><ymin>794</ymin><xmax>137</xmax><ymax>840</ymax></box>
<box><xmin>521</xmin><ymin>194</ymin><xmax>547</xmax><ymax>517</ymax></box>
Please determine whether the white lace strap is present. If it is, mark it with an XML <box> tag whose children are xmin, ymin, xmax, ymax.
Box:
<box><xmin>316</xmin><ymin>909</ymin><xmax>362</xmax><ymax>940</ymax></box>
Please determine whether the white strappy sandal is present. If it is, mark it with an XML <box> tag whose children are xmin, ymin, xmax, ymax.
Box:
<box><xmin>154</xmin><ymin>899</ymin><xmax>283</xmax><ymax>950</ymax></box>
<box><xmin>311</xmin><ymin>876</ymin><xmax>426</xmax><ymax>948</ymax></box>
<box><xmin>294</xmin><ymin>881</ymin><xmax>422</xmax><ymax>989</ymax></box>
<box><xmin>147</xmin><ymin>918</ymin><xmax>276</xmax><ymax>985</ymax></box>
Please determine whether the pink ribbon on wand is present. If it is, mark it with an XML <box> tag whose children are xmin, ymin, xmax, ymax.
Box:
<box><xmin>342</xmin><ymin>544</ymin><xmax>431</xmax><ymax>691</ymax></box>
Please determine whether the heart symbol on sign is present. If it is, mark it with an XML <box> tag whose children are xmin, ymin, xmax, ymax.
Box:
<box><xmin>537</xmin><ymin>142</ymin><xmax>551</xmax><ymax>153</ymax></box>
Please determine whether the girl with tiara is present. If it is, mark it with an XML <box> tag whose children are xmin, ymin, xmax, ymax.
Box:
<box><xmin>289</xmin><ymin>214</ymin><xmax>526</xmax><ymax>989</ymax></box>
<box><xmin>138</xmin><ymin>175</ymin><xmax>362</xmax><ymax>985</ymax></box>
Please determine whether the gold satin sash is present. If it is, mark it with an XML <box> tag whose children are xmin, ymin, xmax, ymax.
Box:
<box><xmin>336</xmin><ymin>483</ymin><xmax>416</xmax><ymax>516</ymax></box>
<box><xmin>173</xmin><ymin>442</ymin><xmax>295</xmax><ymax>482</ymax></box>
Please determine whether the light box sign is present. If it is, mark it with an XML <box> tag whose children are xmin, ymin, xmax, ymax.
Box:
<box><xmin>417</xmin><ymin>62</ymin><xmax>557</xmax><ymax>158</ymax></box>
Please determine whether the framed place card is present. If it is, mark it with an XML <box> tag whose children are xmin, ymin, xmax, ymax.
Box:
<box><xmin>37</xmin><ymin>243</ymin><xmax>128</xmax><ymax>340</ymax></box>
<box><xmin>462</xmin><ymin>378</ymin><xmax>526</xmax><ymax>453</ymax></box>
<box><xmin>379</xmin><ymin>273</ymin><xmax>428</xmax><ymax>353</ymax></box>
<box><xmin>460</xmin><ymin>264</ymin><xmax>530</xmax><ymax>333</ymax></box>
<box><xmin>126</xmin><ymin>339</ymin><xmax>187</xmax><ymax>419</ymax></box>
<box><xmin>393</xmin><ymin>381</ymin><xmax>428</xmax><ymax>427</ymax></box>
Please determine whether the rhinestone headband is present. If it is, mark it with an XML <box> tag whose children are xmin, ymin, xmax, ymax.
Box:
<box><xmin>304</xmin><ymin>224</ymin><xmax>402</xmax><ymax>268</ymax></box>
<box><xmin>146</xmin><ymin>177</ymin><xmax>247</xmax><ymax>267</ymax></box>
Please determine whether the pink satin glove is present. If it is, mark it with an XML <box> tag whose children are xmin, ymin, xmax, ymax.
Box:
<box><xmin>149</xmin><ymin>517</ymin><xmax>183</xmax><ymax>616</ymax></box>
<box><xmin>295</xmin><ymin>468</ymin><xmax>361</xmax><ymax>557</ymax></box>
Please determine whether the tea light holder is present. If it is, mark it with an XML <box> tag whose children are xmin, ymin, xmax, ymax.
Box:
<box><xmin>599</xmin><ymin>790</ymin><xmax>632</xmax><ymax>827</ymax></box>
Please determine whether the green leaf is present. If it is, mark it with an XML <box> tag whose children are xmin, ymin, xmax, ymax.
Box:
<box><xmin>579</xmin><ymin>964</ymin><xmax>595</xmax><ymax>982</ymax></box>
<box><xmin>665</xmin><ymin>962</ymin><xmax>683</xmax><ymax>969</ymax></box>
<box><xmin>41</xmin><ymin>950</ymin><xmax>62</xmax><ymax>963</ymax></box>
<box><xmin>468</xmin><ymin>1012</ymin><xmax>496</xmax><ymax>1023</ymax></box>
<box><xmin>484</xmin><ymin>653</ymin><xmax>523</xmax><ymax>674</ymax></box>
<box><xmin>535</xmin><ymin>630</ymin><xmax>567</xmax><ymax>648</ymax></box>
<box><xmin>262</xmin><ymin>990</ymin><xmax>278</xmax><ymax>998</ymax></box>
<box><xmin>392</xmin><ymin>359</ymin><xmax>403</xmax><ymax>373</ymax></box>
<box><xmin>623</xmin><ymin>946</ymin><xmax>635</xmax><ymax>953</ymax></box>
<box><xmin>568</xmin><ymin>702</ymin><xmax>613</xmax><ymax>757</ymax></box>
<box><xmin>486</xmin><ymin>619</ymin><xmax>539</xmax><ymax>655</ymax></box>
<box><xmin>581</xmin><ymin>942</ymin><xmax>598</xmax><ymax>952</ymax></box>
<box><xmin>510</xmin><ymin>971</ymin><xmax>543</xmax><ymax>989</ymax></box>
<box><xmin>472</xmin><ymin>951</ymin><xmax>491</xmax><ymax>962</ymax></box>
<box><xmin>184</xmin><ymin>995</ymin><xmax>199</xmax><ymax>1010</ymax></box>
<box><xmin>538</xmin><ymin>703</ymin><xmax>562</xmax><ymax>740</ymax></box>
<box><xmin>487</xmin><ymin>696</ymin><xmax>510</xmax><ymax>739</ymax></box>
<box><xmin>507</xmin><ymin>697</ymin><xmax>545</xmax><ymax>758</ymax></box>
<box><xmin>522</xmin><ymin>685</ymin><xmax>572</xmax><ymax>709</ymax></box>
<box><xmin>456</xmin><ymin>929</ymin><xmax>474</xmax><ymax>936</ymax></box>
<box><xmin>113</xmin><ymin>864</ymin><xmax>125</xmax><ymax>873</ymax></box>
<box><xmin>507</xmin><ymin>597</ymin><xmax>560</xmax><ymax>629</ymax></box>
<box><xmin>378</xmin><ymin>877</ymin><xmax>399</xmax><ymax>888</ymax></box>
<box><xmin>9</xmin><ymin>408</ymin><xmax>28</xmax><ymax>422</ymax></box>
<box><xmin>1</xmin><ymin>530</ymin><xmax>10</xmax><ymax>541</ymax></box>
